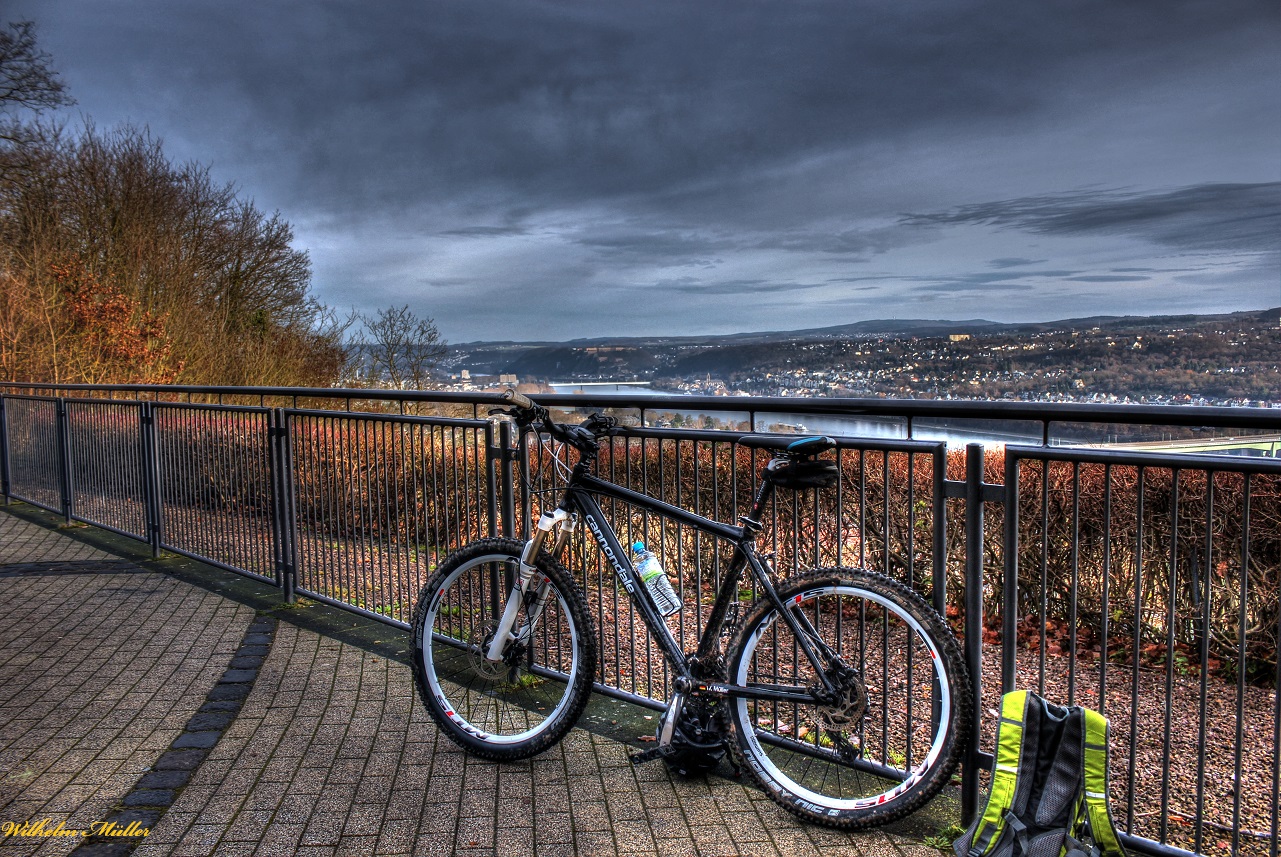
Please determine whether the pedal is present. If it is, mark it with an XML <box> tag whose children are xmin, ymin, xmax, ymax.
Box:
<box><xmin>629</xmin><ymin>745</ymin><xmax>670</xmax><ymax>765</ymax></box>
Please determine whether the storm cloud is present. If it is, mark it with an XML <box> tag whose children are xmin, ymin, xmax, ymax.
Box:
<box><xmin>902</xmin><ymin>183</ymin><xmax>1281</xmax><ymax>254</ymax></box>
<box><xmin>12</xmin><ymin>0</ymin><xmax>1280</xmax><ymax>340</ymax></box>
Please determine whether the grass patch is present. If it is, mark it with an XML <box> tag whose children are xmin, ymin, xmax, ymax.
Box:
<box><xmin>922</xmin><ymin>823</ymin><xmax>965</xmax><ymax>851</ymax></box>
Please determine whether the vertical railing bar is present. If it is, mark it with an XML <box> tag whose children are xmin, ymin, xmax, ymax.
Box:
<box><xmin>335</xmin><ymin>417</ymin><xmax>350</xmax><ymax>604</ymax></box>
<box><xmin>377</xmin><ymin>420</ymin><xmax>394</xmax><ymax>612</ymax></box>
<box><xmin>169</xmin><ymin>405</ymin><xmax>186</xmax><ymax>556</ymax></box>
<box><xmin>0</xmin><ymin>394</ymin><xmax>10</xmax><ymax>504</ymax></box>
<box><xmin>311</xmin><ymin>415</ymin><xmax>328</xmax><ymax>595</ymax></box>
<box><xmin>1273</xmin><ymin>482</ymin><xmax>1280</xmax><ymax>857</ymax></box>
<box><xmin>344</xmin><ymin>416</ymin><xmax>360</xmax><ymax>597</ymax></box>
<box><xmin>225</xmin><ymin>411</ymin><xmax>242</xmax><ymax>570</ymax></box>
<box><xmin>517</xmin><ymin>422</ymin><xmax>531</xmax><ymax>540</ymax></box>
<box><xmin>428</xmin><ymin>421</ymin><xmax>442</xmax><ymax>575</ymax></box>
<box><xmin>155</xmin><ymin>406</ymin><xmax>171</xmax><ymax>553</ymax></box>
<box><xmin>351</xmin><ymin>416</ymin><xmax>367</xmax><ymax>606</ymax></box>
<box><xmin>1194</xmin><ymin>471</ymin><xmax>1214</xmax><ymax>856</ymax></box>
<box><xmin>360</xmin><ymin>418</ymin><xmax>376</xmax><ymax>607</ymax></box>
<box><xmin>244</xmin><ymin>411</ymin><xmax>259</xmax><ymax>573</ymax></box>
<box><xmin>268</xmin><ymin>409</ymin><xmax>284</xmax><ymax>590</ymax></box>
<box><xmin>961</xmin><ymin>443</ymin><xmax>986</xmax><ymax>825</ymax></box>
<box><xmin>905</xmin><ymin>451</ymin><xmax>916</xmax><ymax>769</ymax></box>
<box><xmin>1100</xmin><ymin>464</ymin><xmax>1112</xmax><ymax>715</ymax></box>
<box><xmin>57</xmin><ymin>398</ymin><xmax>72</xmax><ymax>523</ymax></box>
<box><xmin>1232</xmin><ymin>477</ymin><xmax>1250</xmax><ymax>857</ymax></box>
<box><xmin>1159</xmin><ymin>468</ymin><xmax>1179</xmax><ymax>842</ymax></box>
<box><xmin>1128</xmin><ymin>466</ymin><xmax>1146</xmax><ymax>833</ymax></box>
<box><xmin>485</xmin><ymin>421</ymin><xmax>499</xmax><ymax>540</ymax></box>
<box><xmin>1039</xmin><ymin>460</ymin><xmax>1049</xmax><ymax>695</ymax></box>
<box><xmin>143</xmin><ymin>403</ymin><xmax>162</xmax><ymax>557</ymax></box>
<box><xmin>450</xmin><ymin>424</ymin><xmax>464</xmax><ymax>555</ymax></box>
<box><xmin>398</xmin><ymin>419</ymin><xmax>412</xmax><ymax>616</ymax></box>
<box><xmin>407</xmin><ymin>420</ymin><xmax>422</xmax><ymax>622</ymax></box>
<box><xmin>296</xmin><ymin>411</ymin><xmax>312</xmax><ymax>593</ymax></box>
<box><xmin>1002</xmin><ymin>453</ymin><xmax>1019</xmax><ymax>691</ymax></box>
<box><xmin>281</xmin><ymin>410</ymin><xmax>299</xmax><ymax>602</ymax></box>
<box><xmin>1068</xmin><ymin>461</ymin><xmax>1080</xmax><ymax>704</ymax></box>
<box><xmin>932</xmin><ymin>446</ymin><xmax>946</xmax><ymax>615</ymax></box>
<box><xmin>200</xmin><ymin>407</ymin><xmax>215</xmax><ymax>565</ymax></box>
<box><xmin>498</xmin><ymin>420</ymin><xmax>515</xmax><ymax>539</ymax></box>
<box><xmin>881</xmin><ymin>449</ymin><xmax>889</xmax><ymax>581</ymax></box>
<box><xmin>377</xmin><ymin>417</ymin><xmax>396</xmax><ymax>597</ymax></box>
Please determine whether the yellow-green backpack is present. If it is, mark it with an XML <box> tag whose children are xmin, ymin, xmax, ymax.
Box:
<box><xmin>955</xmin><ymin>690</ymin><xmax>1127</xmax><ymax>857</ymax></box>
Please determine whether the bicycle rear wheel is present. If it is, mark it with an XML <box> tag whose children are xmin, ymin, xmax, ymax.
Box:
<box><xmin>725</xmin><ymin>568</ymin><xmax>971</xmax><ymax>829</ymax></box>
<box><xmin>411</xmin><ymin>538</ymin><xmax>596</xmax><ymax>760</ymax></box>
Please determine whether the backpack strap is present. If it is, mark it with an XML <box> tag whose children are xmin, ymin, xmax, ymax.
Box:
<box><xmin>964</xmin><ymin>690</ymin><xmax>1031</xmax><ymax>857</ymax></box>
<box><xmin>1080</xmin><ymin>707</ymin><xmax>1127</xmax><ymax>857</ymax></box>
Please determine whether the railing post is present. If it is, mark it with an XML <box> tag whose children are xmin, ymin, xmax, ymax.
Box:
<box><xmin>57</xmin><ymin>398</ymin><xmax>73</xmax><ymax>524</ymax></box>
<box><xmin>141</xmin><ymin>402</ymin><xmax>163</xmax><ymax>558</ymax></box>
<box><xmin>1002</xmin><ymin>454</ymin><xmax>1021</xmax><ymax>691</ymax></box>
<box><xmin>931</xmin><ymin>447</ymin><xmax>946</xmax><ymax>616</ymax></box>
<box><xmin>497</xmin><ymin>420</ymin><xmax>516</xmax><ymax>539</ymax></box>
<box><xmin>270</xmin><ymin>408</ymin><xmax>298</xmax><ymax>602</ymax></box>
<box><xmin>484</xmin><ymin>422</ymin><xmax>499</xmax><ymax>539</ymax></box>
<box><xmin>0</xmin><ymin>395</ymin><xmax>10</xmax><ymax>505</ymax></box>
<box><xmin>961</xmin><ymin>442</ymin><xmax>986</xmax><ymax>825</ymax></box>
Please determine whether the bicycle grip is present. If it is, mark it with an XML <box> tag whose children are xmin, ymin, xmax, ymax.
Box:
<box><xmin>503</xmin><ymin>389</ymin><xmax>535</xmax><ymax>409</ymax></box>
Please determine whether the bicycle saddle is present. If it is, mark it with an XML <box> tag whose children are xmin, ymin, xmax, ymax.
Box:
<box><xmin>736</xmin><ymin>435</ymin><xmax>836</xmax><ymax>457</ymax></box>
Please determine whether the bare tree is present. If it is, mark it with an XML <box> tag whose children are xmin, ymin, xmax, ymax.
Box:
<box><xmin>0</xmin><ymin>20</ymin><xmax>72</xmax><ymax>172</ymax></box>
<box><xmin>0</xmin><ymin>123</ymin><xmax>348</xmax><ymax>385</ymax></box>
<box><xmin>356</xmin><ymin>305</ymin><xmax>447</xmax><ymax>392</ymax></box>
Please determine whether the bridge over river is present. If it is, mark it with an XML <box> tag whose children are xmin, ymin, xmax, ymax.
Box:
<box><xmin>1094</xmin><ymin>432</ymin><xmax>1281</xmax><ymax>457</ymax></box>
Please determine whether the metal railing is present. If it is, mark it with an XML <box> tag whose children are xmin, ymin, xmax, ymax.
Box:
<box><xmin>1</xmin><ymin>382</ymin><xmax>1277</xmax><ymax>857</ymax></box>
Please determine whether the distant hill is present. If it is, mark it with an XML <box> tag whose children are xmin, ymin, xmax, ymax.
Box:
<box><xmin>452</xmin><ymin>307</ymin><xmax>1280</xmax><ymax>351</ymax></box>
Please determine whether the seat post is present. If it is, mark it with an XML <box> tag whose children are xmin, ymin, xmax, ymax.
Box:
<box><xmin>741</xmin><ymin>471</ymin><xmax>777</xmax><ymax>532</ymax></box>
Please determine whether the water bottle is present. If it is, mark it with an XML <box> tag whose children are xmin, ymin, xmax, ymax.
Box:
<box><xmin>632</xmin><ymin>541</ymin><xmax>682</xmax><ymax>616</ymax></box>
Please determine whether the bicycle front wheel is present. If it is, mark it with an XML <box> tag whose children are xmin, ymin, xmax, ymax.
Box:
<box><xmin>725</xmin><ymin>568</ymin><xmax>971</xmax><ymax>829</ymax></box>
<box><xmin>411</xmin><ymin>538</ymin><xmax>597</xmax><ymax>760</ymax></box>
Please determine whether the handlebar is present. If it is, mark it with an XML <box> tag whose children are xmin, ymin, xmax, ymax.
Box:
<box><xmin>495</xmin><ymin>389</ymin><xmax>615</xmax><ymax>454</ymax></box>
<box><xmin>502</xmin><ymin>389</ymin><xmax>536</xmax><ymax>410</ymax></box>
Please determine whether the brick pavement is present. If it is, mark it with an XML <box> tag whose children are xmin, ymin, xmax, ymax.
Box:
<box><xmin>134</xmin><ymin>621</ymin><xmax>928</xmax><ymax>857</ymax></box>
<box><xmin>0</xmin><ymin>513</ymin><xmax>255</xmax><ymax>856</ymax></box>
<box><xmin>0</xmin><ymin>508</ymin><xmax>950</xmax><ymax>857</ymax></box>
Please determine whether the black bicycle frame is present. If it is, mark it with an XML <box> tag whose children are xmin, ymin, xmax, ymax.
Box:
<box><xmin>560</xmin><ymin>467</ymin><xmax>839</xmax><ymax>704</ymax></box>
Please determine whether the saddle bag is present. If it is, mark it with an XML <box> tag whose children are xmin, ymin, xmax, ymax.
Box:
<box><xmin>765</xmin><ymin>457</ymin><xmax>839</xmax><ymax>490</ymax></box>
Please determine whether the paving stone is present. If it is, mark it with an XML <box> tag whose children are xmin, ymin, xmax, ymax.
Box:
<box><xmin>172</xmin><ymin>730</ymin><xmax>221</xmax><ymax>750</ymax></box>
<box><xmin>122</xmin><ymin>788</ymin><xmax>177</xmax><ymax>806</ymax></box>
<box><xmin>186</xmin><ymin>710</ymin><xmax>235</xmax><ymax>731</ymax></box>
<box><xmin>152</xmin><ymin>749</ymin><xmax>209</xmax><ymax>771</ymax></box>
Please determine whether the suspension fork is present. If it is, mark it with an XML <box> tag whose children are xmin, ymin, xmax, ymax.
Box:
<box><xmin>484</xmin><ymin>507</ymin><xmax>576</xmax><ymax>661</ymax></box>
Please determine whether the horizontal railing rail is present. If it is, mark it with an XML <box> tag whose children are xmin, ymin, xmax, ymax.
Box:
<box><xmin>3</xmin><ymin>381</ymin><xmax>1280</xmax><ymax>431</ymax></box>
<box><xmin>1</xmin><ymin>383</ymin><xmax>1277</xmax><ymax>857</ymax></box>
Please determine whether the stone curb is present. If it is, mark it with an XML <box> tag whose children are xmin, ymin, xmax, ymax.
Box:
<box><xmin>67</xmin><ymin>615</ymin><xmax>279</xmax><ymax>856</ymax></box>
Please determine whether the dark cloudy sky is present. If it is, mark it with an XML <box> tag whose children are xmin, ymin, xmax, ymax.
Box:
<box><xmin>11</xmin><ymin>0</ymin><xmax>1281</xmax><ymax>341</ymax></box>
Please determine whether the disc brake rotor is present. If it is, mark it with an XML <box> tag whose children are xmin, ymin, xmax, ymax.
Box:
<box><xmin>808</xmin><ymin>669</ymin><xmax>869</xmax><ymax>732</ymax></box>
<box><xmin>465</xmin><ymin>625</ymin><xmax>510</xmax><ymax>680</ymax></box>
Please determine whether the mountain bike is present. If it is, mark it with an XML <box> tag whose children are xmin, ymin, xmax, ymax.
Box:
<box><xmin>411</xmin><ymin>391</ymin><xmax>972</xmax><ymax>829</ymax></box>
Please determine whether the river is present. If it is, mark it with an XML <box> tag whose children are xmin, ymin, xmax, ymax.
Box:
<box><xmin>549</xmin><ymin>383</ymin><xmax>1044</xmax><ymax>446</ymax></box>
